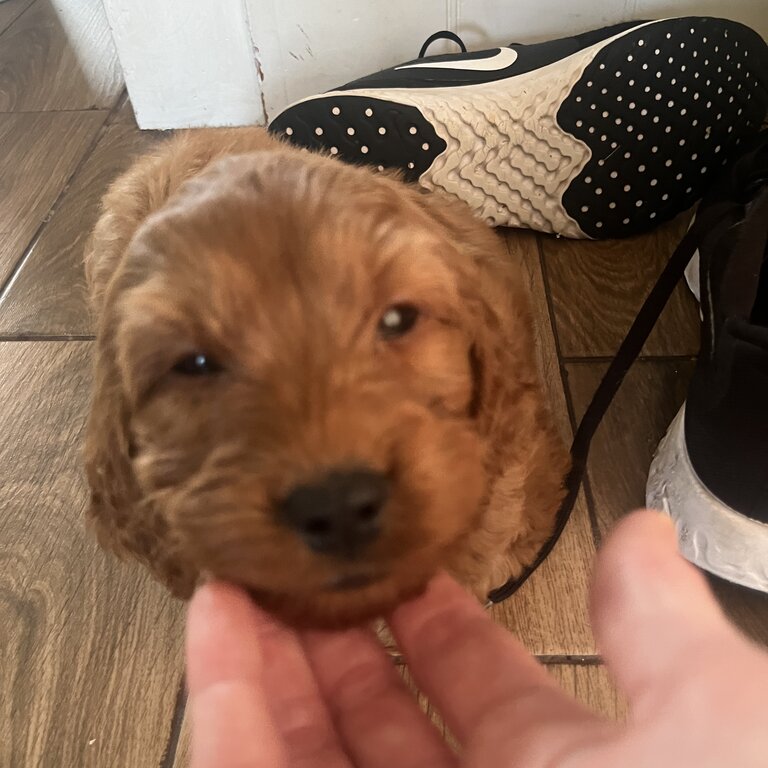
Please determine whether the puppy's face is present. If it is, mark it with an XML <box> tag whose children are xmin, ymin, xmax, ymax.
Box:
<box><xmin>109</xmin><ymin>152</ymin><xmax>489</xmax><ymax>625</ymax></box>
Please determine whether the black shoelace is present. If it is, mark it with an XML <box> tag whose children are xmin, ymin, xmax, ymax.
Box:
<box><xmin>418</xmin><ymin>31</ymin><xmax>467</xmax><ymax>59</ymax></box>
<box><xmin>417</xmin><ymin>31</ymin><xmax>520</xmax><ymax>59</ymax></box>
<box><xmin>486</xmin><ymin>208</ymin><xmax>738</xmax><ymax>603</ymax></box>
<box><xmin>488</xmin><ymin>131</ymin><xmax>768</xmax><ymax>604</ymax></box>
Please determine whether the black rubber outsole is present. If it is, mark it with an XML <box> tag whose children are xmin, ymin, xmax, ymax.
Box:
<box><xmin>271</xmin><ymin>96</ymin><xmax>443</xmax><ymax>183</ymax></box>
<box><xmin>558</xmin><ymin>18</ymin><xmax>767</xmax><ymax>236</ymax></box>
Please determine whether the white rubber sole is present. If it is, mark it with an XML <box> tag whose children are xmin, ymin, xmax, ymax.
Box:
<box><xmin>683</xmin><ymin>212</ymin><xmax>703</xmax><ymax>304</ymax></box>
<box><xmin>647</xmin><ymin>405</ymin><xmax>768</xmax><ymax>592</ymax></box>
<box><xmin>685</xmin><ymin>249</ymin><xmax>701</xmax><ymax>302</ymax></box>
<box><xmin>314</xmin><ymin>43</ymin><xmax>609</xmax><ymax>236</ymax></box>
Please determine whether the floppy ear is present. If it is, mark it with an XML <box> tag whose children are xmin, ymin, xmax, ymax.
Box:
<box><xmin>406</xmin><ymin>187</ymin><xmax>571</xmax><ymax>583</ymax></box>
<box><xmin>403</xmin><ymin>188</ymin><xmax>542</xmax><ymax>439</ymax></box>
<box><xmin>406</xmin><ymin>186</ymin><xmax>571</xmax><ymax>509</ymax></box>
<box><xmin>84</xmin><ymin>273</ymin><xmax>199</xmax><ymax>599</ymax></box>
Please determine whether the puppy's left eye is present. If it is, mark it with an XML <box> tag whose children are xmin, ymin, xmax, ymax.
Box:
<box><xmin>173</xmin><ymin>353</ymin><xmax>222</xmax><ymax>376</ymax></box>
<box><xmin>378</xmin><ymin>303</ymin><xmax>420</xmax><ymax>339</ymax></box>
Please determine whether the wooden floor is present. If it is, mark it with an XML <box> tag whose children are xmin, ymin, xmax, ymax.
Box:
<box><xmin>1</xmin><ymin>1</ymin><xmax>766</xmax><ymax>765</ymax></box>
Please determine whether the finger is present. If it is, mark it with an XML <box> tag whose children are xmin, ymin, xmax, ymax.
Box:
<box><xmin>388</xmin><ymin>573</ymin><xmax>599</xmax><ymax>746</ymax></box>
<box><xmin>301</xmin><ymin>627</ymin><xmax>457</xmax><ymax>768</ymax></box>
<box><xmin>251</xmin><ymin>604</ymin><xmax>353</xmax><ymax>768</ymax></box>
<box><xmin>590</xmin><ymin>509</ymin><xmax>740</xmax><ymax>716</ymax></box>
<box><xmin>186</xmin><ymin>582</ymin><xmax>285</xmax><ymax>768</ymax></box>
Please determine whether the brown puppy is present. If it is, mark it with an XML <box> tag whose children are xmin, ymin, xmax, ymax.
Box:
<box><xmin>84</xmin><ymin>128</ymin><xmax>569</xmax><ymax>627</ymax></box>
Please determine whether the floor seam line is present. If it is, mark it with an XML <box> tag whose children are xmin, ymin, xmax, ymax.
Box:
<box><xmin>0</xmin><ymin>0</ymin><xmax>36</xmax><ymax>39</ymax></box>
<box><xmin>0</xmin><ymin>335</ymin><xmax>95</xmax><ymax>341</ymax></box>
<box><xmin>0</xmin><ymin>90</ymin><xmax>127</xmax><ymax>304</ymax></box>
<box><xmin>562</xmin><ymin>354</ymin><xmax>697</xmax><ymax>364</ymax></box>
<box><xmin>159</xmin><ymin>679</ymin><xmax>187</xmax><ymax>768</ymax></box>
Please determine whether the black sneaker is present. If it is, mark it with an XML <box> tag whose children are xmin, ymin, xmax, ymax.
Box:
<box><xmin>647</xmin><ymin>131</ymin><xmax>768</xmax><ymax>592</ymax></box>
<box><xmin>270</xmin><ymin>17</ymin><xmax>767</xmax><ymax>238</ymax></box>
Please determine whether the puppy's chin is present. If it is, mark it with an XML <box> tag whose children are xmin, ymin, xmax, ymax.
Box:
<box><xmin>245</xmin><ymin>569</ymin><xmax>433</xmax><ymax>629</ymax></box>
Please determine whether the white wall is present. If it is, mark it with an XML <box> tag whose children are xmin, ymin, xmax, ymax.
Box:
<box><xmin>102</xmin><ymin>0</ymin><xmax>265</xmax><ymax>129</ymax></box>
<box><xmin>105</xmin><ymin>0</ymin><xmax>767</xmax><ymax>129</ymax></box>
<box><xmin>244</xmin><ymin>0</ymin><xmax>461</xmax><ymax>120</ymax></box>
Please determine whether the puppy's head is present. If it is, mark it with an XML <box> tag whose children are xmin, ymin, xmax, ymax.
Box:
<box><xmin>87</xmin><ymin>149</ymin><xmax>527</xmax><ymax>626</ymax></box>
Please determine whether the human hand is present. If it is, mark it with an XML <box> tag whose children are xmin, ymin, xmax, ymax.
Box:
<box><xmin>186</xmin><ymin>510</ymin><xmax>768</xmax><ymax>767</ymax></box>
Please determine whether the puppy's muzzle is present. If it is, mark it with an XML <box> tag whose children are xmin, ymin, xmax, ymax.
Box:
<box><xmin>278</xmin><ymin>468</ymin><xmax>389</xmax><ymax>558</ymax></box>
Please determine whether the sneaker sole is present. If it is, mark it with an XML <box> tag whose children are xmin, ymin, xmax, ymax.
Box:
<box><xmin>271</xmin><ymin>18</ymin><xmax>766</xmax><ymax>238</ymax></box>
<box><xmin>647</xmin><ymin>405</ymin><xmax>768</xmax><ymax>593</ymax></box>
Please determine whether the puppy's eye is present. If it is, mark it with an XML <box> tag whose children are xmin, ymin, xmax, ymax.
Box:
<box><xmin>378</xmin><ymin>303</ymin><xmax>420</xmax><ymax>339</ymax></box>
<box><xmin>173</xmin><ymin>353</ymin><xmax>221</xmax><ymax>376</ymax></box>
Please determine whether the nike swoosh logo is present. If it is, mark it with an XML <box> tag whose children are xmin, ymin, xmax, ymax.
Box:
<box><xmin>396</xmin><ymin>47</ymin><xmax>519</xmax><ymax>72</ymax></box>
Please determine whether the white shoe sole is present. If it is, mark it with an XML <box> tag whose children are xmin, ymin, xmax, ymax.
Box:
<box><xmin>647</xmin><ymin>404</ymin><xmax>768</xmax><ymax>592</ymax></box>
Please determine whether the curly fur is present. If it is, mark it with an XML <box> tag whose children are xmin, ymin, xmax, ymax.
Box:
<box><xmin>84</xmin><ymin>127</ymin><xmax>569</xmax><ymax>627</ymax></box>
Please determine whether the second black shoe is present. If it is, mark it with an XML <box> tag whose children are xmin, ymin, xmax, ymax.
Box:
<box><xmin>647</xmin><ymin>131</ymin><xmax>768</xmax><ymax>592</ymax></box>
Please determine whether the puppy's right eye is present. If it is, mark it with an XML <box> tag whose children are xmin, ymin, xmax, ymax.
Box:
<box><xmin>173</xmin><ymin>353</ymin><xmax>221</xmax><ymax>376</ymax></box>
<box><xmin>378</xmin><ymin>303</ymin><xmax>420</xmax><ymax>339</ymax></box>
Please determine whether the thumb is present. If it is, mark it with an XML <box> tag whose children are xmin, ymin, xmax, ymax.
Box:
<box><xmin>590</xmin><ymin>510</ymin><xmax>737</xmax><ymax>716</ymax></box>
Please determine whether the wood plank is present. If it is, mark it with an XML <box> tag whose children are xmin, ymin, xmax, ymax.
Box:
<box><xmin>0</xmin><ymin>0</ymin><xmax>33</xmax><ymax>35</ymax></box>
<box><xmin>0</xmin><ymin>110</ymin><xmax>162</xmax><ymax>336</ymax></box>
<box><xmin>565</xmin><ymin>360</ymin><xmax>768</xmax><ymax>647</ymax></box>
<box><xmin>0</xmin><ymin>0</ymin><xmax>123</xmax><ymax>111</ymax></box>
<box><xmin>541</xmin><ymin>212</ymin><xmax>700</xmax><ymax>358</ymax></box>
<box><xmin>399</xmin><ymin>665</ymin><xmax>456</xmax><ymax>748</ymax></box>
<box><xmin>487</xmin><ymin>230</ymin><xmax>596</xmax><ymax>656</ymax></box>
<box><xmin>0</xmin><ymin>341</ymin><xmax>185</xmax><ymax>766</ymax></box>
<box><xmin>0</xmin><ymin>111</ymin><xmax>106</xmax><ymax>288</ymax></box>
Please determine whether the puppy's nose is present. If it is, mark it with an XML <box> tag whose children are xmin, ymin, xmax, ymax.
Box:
<box><xmin>279</xmin><ymin>469</ymin><xmax>389</xmax><ymax>557</ymax></box>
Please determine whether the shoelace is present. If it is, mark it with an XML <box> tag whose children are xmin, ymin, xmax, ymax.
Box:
<box><xmin>418</xmin><ymin>30</ymin><xmax>522</xmax><ymax>59</ymax></box>
<box><xmin>487</xmin><ymin>130</ymin><xmax>768</xmax><ymax>604</ymax></box>
<box><xmin>418</xmin><ymin>31</ymin><xmax>467</xmax><ymax>59</ymax></box>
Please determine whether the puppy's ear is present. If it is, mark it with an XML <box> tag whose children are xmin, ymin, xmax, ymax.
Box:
<box><xmin>85</xmin><ymin>299</ymin><xmax>198</xmax><ymax>599</ymax></box>
<box><xmin>455</xmin><ymin>245</ymin><xmax>540</xmax><ymax>446</ymax></box>
<box><xmin>404</xmin><ymin>187</ymin><xmax>540</xmax><ymax>434</ymax></box>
